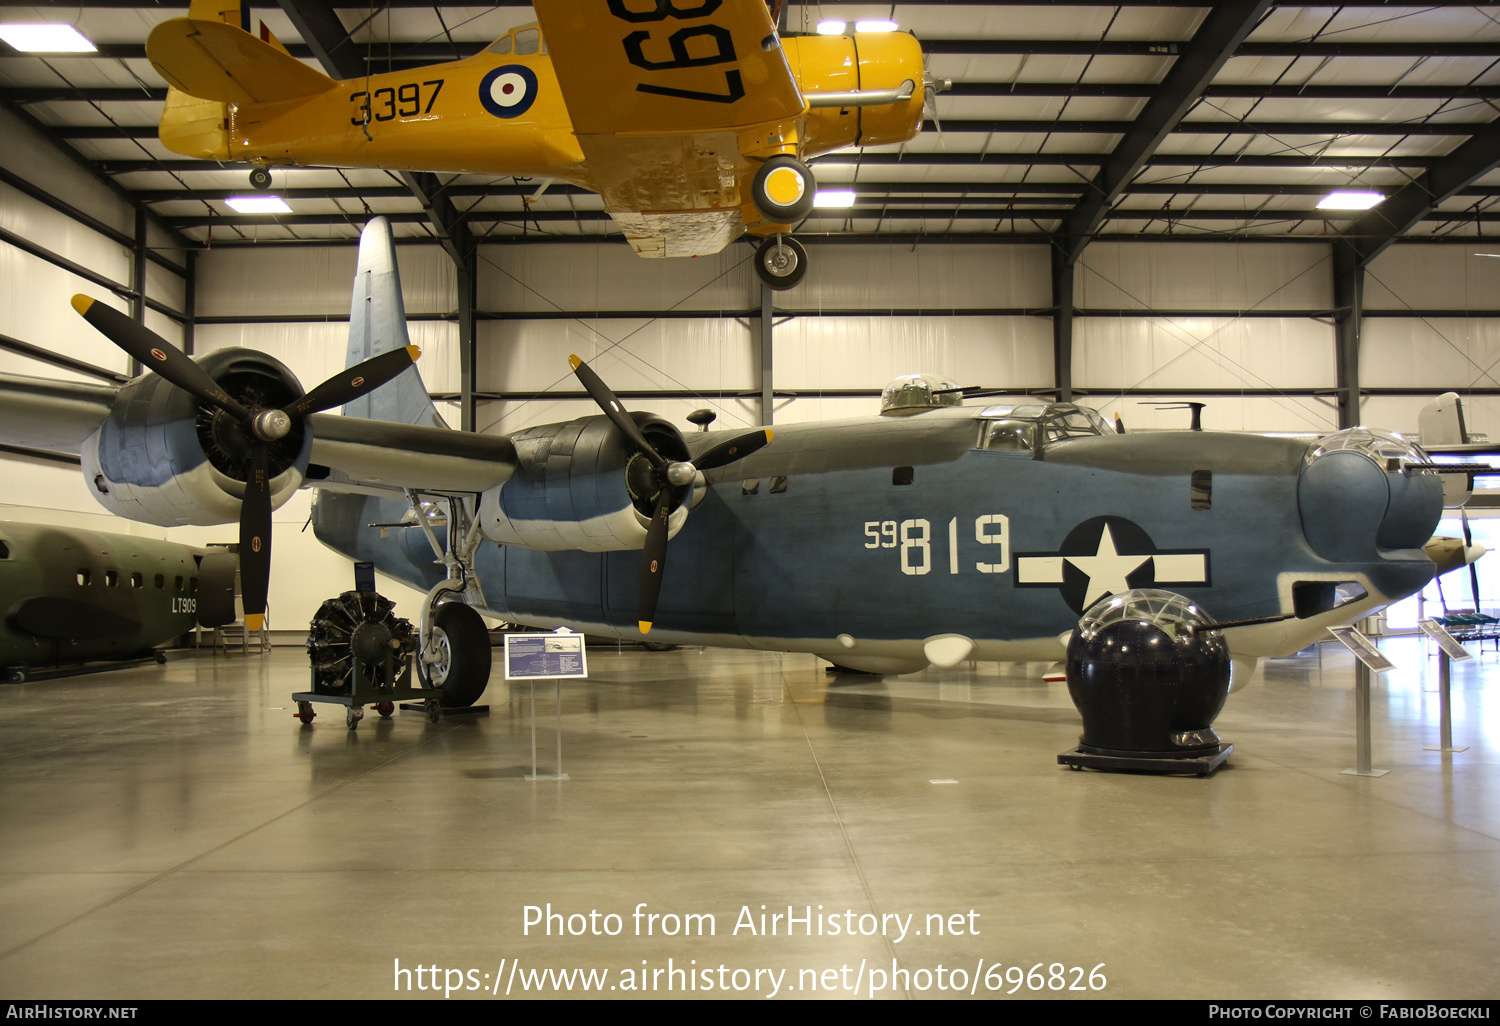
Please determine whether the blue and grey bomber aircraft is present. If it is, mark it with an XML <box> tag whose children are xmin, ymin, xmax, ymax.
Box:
<box><xmin>0</xmin><ymin>217</ymin><xmax>1450</xmax><ymax>708</ymax></box>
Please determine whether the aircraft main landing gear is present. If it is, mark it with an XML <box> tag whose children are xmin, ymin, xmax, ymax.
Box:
<box><xmin>755</xmin><ymin>235</ymin><xmax>807</xmax><ymax>291</ymax></box>
<box><xmin>419</xmin><ymin>601</ymin><xmax>491</xmax><ymax>708</ymax></box>
<box><xmin>750</xmin><ymin>155</ymin><xmax>814</xmax><ymax>223</ymax></box>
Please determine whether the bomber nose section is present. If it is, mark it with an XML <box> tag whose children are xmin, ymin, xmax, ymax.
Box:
<box><xmin>1298</xmin><ymin>428</ymin><xmax>1443</xmax><ymax>562</ymax></box>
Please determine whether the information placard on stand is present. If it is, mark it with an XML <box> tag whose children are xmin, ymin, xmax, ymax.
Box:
<box><xmin>1328</xmin><ymin>625</ymin><xmax>1392</xmax><ymax>777</ymax></box>
<box><xmin>504</xmin><ymin>633</ymin><xmax>588</xmax><ymax>681</ymax></box>
<box><xmin>504</xmin><ymin>632</ymin><xmax>586</xmax><ymax>781</ymax></box>
<box><xmin>1417</xmin><ymin>619</ymin><xmax>1471</xmax><ymax>754</ymax></box>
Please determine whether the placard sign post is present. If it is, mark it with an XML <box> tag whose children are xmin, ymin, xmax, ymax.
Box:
<box><xmin>1418</xmin><ymin>619</ymin><xmax>1471</xmax><ymax>754</ymax></box>
<box><xmin>1328</xmin><ymin>625</ymin><xmax>1393</xmax><ymax>778</ymax></box>
<box><xmin>504</xmin><ymin>631</ymin><xmax>588</xmax><ymax>781</ymax></box>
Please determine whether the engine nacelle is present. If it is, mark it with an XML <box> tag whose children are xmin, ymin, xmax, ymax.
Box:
<box><xmin>81</xmin><ymin>349</ymin><xmax>311</xmax><ymax>527</ymax></box>
<box><xmin>480</xmin><ymin>413</ymin><xmax>695</xmax><ymax>551</ymax></box>
<box><xmin>787</xmin><ymin>32</ymin><xmax>927</xmax><ymax>157</ymax></box>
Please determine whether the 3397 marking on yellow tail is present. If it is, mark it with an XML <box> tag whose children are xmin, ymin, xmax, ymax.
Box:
<box><xmin>350</xmin><ymin>80</ymin><xmax>445</xmax><ymax>126</ymax></box>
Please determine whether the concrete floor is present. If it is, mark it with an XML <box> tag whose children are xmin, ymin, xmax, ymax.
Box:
<box><xmin>0</xmin><ymin>637</ymin><xmax>1497</xmax><ymax>1001</ymax></box>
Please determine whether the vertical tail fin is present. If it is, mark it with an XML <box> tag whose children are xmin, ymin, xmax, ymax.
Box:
<box><xmin>1419</xmin><ymin>391</ymin><xmax>1468</xmax><ymax>445</ymax></box>
<box><xmin>342</xmin><ymin>217</ymin><xmax>448</xmax><ymax>430</ymax></box>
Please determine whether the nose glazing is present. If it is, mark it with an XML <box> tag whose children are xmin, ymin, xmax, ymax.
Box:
<box><xmin>1298</xmin><ymin>428</ymin><xmax>1443</xmax><ymax>562</ymax></box>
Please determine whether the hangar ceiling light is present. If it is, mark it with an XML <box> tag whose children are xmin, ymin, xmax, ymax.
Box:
<box><xmin>1317</xmin><ymin>190</ymin><xmax>1384</xmax><ymax>211</ymax></box>
<box><xmin>854</xmin><ymin>20</ymin><xmax>898</xmax><ymax>33</ymax></box>
<box><xmin>225</xmin><ymin>196</ymin><xmax>292</xmax><ymax>214</ymax></box>
<box><xmin>816</xmin><ymin>20</ymin><xmax>845</xmax><ymax>35</ymax></box>
<box><xmin>813</xmin><ymin>190</ymin><xmax>856</xmax><ymax>207</ymax></box>
<box><xmin>0</xmin><ymin>24</ymin><xmax>95</xmax><ymax>52</ymax></box>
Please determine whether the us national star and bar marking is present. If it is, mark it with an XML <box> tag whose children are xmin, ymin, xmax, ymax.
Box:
<box><xmin>1014</xmin><ymin>515</ymin><xmax>1212</xmax><ymax>614</ymax></box>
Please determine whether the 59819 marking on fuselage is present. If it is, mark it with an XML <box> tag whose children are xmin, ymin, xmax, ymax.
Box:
<box><xmin>862</xmin><ymin>515</ymin><xmax>1011</xmax><ymax>576</ymax></box>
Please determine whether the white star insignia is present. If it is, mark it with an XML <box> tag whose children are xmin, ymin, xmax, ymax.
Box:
<box><xmin>1065</xmin><ymin>524</ymin><xmax>1151</xmax><ymax>607</ymax></box>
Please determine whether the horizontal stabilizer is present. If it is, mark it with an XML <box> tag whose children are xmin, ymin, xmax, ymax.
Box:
<box><xmin>147</xmin><ymin>17</ymin><xmax>336</xmax><ymax>104</ymax></box>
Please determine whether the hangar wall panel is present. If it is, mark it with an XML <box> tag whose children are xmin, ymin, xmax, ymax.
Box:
<box><xmin>1104</xmin><ymin>394</ymin><xmax>1337</xmax><ymax>434</ymax></box>
<box><xmin>1073</xmin><ymin>317</ymin><xmax>1335</xmax><ymax>391</ymax></box>
<box><xmin>476</xmin><ymin>397</ymin><xmax>769</xmax><ymax>436</ymax></box>
<box><xmin>777</xmin><ymin>244</ymin><xmax>1051</xmax><ymax>311</ymax></box>
<box><xmin>1364</xmin><ymin>245</ymin><xmax>1500</xmax><ymax>312</ymax></box>
<box><xmin>1361</xmin><ymin>395</ymin><xmax>1500</xmax><ymax>445</ymax></box>
<box><xmin>144</xmin><ymin>260</ymin><xmax>186</xmax><ymax>316</ymax></box>
<box><xmin>478</xmin><ymin>243</ymin><xmax>754</xmax><ymax>314</ymax></box>
<box><xmin>773</xmin><ymin>396</ymin><xmax>889</xmax><ymax>425</ymax></box>
<box><xmin>148</xmin><ymin>222</ymin><xmax>187</xmax><ymax>271</ymax></box>
<box><xmin>774</xmin><ymin>315</ymin><xmax>1053</xmax><ymax>394</ymax></box>
<box><xmin>1362</xmin><ymin>317</ymin><xmax>1500</xmax><ymax>442</ymax></box>
<box><xmin>195</xmin><ymin>321</ymin><xmax>460</xmax><ymax>399</ymax></box>
<box><xmin>1076</xmin><ymin>242</ymin><xmax>1330</xmax><ymax>311</ymax></box>
<box><xmin>195</xmin><ymin>244</ymin><xmax>455</xmax><ymax>317</ymax></box>
<box><xmin>0</xmin><ymin>107</ymin><xmax>135</xmax><ymax>241</ymax></box>
<box><xmin>0</xmin><ymin>182</ymin><xmax>132</xmax><ymax>288</ymax></box>
<box><xmin>477</xmin><ymin>315</ymin><xmax>756</xmax><ymax>393</ymax></box>
<box><xmin>0</xmin><ymin>246</ymin><xmax>131</xmax><ymax>380</ymax></box>
<box><xmin>1361</xmin><ymin>318</ymin><xmax>1500</xmax><ymax>389</ymax></box>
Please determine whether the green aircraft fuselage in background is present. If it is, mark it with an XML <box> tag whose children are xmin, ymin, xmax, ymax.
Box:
<box><xmin>0</xmin><ymin>522</ymin><xmax>236</xmax><ymax>680</ymax></box>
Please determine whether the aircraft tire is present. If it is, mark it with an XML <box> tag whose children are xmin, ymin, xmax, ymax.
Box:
<box><xmin>249</xmin><ymin>166</ymin><xmax>272</xmax><ymax>189</ymax></box>
<box><xmin>750</xmin><ymin>155</ymin><xmax>815</xmax><ymax>222</ymax></box>
<box><xmin>420</xmin><ymin>602</ymin><xmax>491</xmax><ymax>708</ymax></box>
<box><xmin>754</xmin><ymin>236</ymin><xmax>808</xmax><ymax>291</ymax></box>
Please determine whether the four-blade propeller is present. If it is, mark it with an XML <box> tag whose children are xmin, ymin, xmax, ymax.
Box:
<box><xmin>72</xmin><ymin>295</ymin><xmax>419</xmax><ymax>632</ymax></box>
<box><xmin>569</xmin><ymin>354</ymin><xmax>773</xmax><ymax>634</ymax></box>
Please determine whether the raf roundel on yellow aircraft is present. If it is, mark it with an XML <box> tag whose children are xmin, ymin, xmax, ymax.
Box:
<box><xmin>146</xmin><ymin>0</ymin><xmax>931</xmax><ymax>290</ymax></box>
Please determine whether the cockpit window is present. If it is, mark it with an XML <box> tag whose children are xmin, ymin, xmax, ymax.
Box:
<box><xmin>1043</xmin><ymin>407</ymin><xmax>1111</xmax><ymax>441</ymax></box>
<box><xmin>515</xmin><ymin>27</ymin><xmax>542</xmax><ymax>54</ymax></box>
<box><xmin>976</xmin><ymin>403</ymin><xmax>1108</xmax><ymax>451</ymax></box>
<box><xmin>979</xmin><ymin>419</ymin><xmax>1034</xmax><ymax>451</ymax></box>
<box><xmin>489</xmin><ymin>25</ymin><xmax>545</xmax><ymax>55</ymax></box>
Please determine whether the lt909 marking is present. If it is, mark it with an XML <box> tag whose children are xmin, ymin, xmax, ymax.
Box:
<box><xmin>862</xmin><ymin>515</ymin><xmax>1010</xmax><ymax>576</ymax></box>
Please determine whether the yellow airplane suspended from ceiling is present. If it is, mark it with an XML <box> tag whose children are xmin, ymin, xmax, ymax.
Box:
<box><xmin>146</xmin><ymin>0</ymin><xmax>931</xmax><ymax>289</ymax></box>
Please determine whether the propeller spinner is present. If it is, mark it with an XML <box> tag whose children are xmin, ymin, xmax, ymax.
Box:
<box><xmin>569</xmin><ymin>355</ymin><xmax>772</xmax><ymax>634</ymax></box>
<box><xmin>72</xmin><ymin>295</ymin><xmax>419</xmax><ymax>633</ymax></box>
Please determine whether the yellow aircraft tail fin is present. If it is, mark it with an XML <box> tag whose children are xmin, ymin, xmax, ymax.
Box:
<box><xmin>158</xmin><ymin>86</ymin><xmax>230</xmax><ymax>160</ymax></box>
<box><xmin>147</xmin><ymin>16</ymin><xmax>337</xmax><ymax>105</ymax></box>
<box><xmin>257</xmin><ymin>21</ymin><xmax>292</xmax><ymax>57</ymax></box>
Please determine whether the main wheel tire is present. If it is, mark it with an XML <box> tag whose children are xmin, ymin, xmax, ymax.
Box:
<box><xmin>248</xmin><ymin>167</ymin><xmax>272</xmax><ymax>189</ymax></box>
<box><xmin>419</xmin><ymin>602</ymin><xmax>491</xmax><ymax>708</ymax></box>
<box><xmin>750</xmin><ymin>155</ymin><xmax>815</xmax><ymax>223</ymax></box>
<box><xmin>755</xmin><ymin>235</ymin><xmax>808</xmax><ymax>291</ymax></box>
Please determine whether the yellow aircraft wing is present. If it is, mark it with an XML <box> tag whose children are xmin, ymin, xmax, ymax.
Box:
<box><xmin>532</xmin><ymin>1</ymin><xmax>807</xmax><ymax>257</ymax></box>
<box><xmin>147</xmin><ymin>17</ymin><xmax>336</xmax><ymax>104</ymax></box>
<box><xmin>532</xmin><ymin>0</ymin><xmax>804</xmax><ymax>135</ymax></box>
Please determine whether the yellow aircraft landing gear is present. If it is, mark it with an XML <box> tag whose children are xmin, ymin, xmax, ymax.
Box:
<box><xmin>248</xmin><ymin>166</ymin><xmax>272</xmax><ymax>190</ymax></box>
<box><xmin>755</xmin><ymin>235</ymin><xmax>807</xmax><ymax>291</ymax></box>
<box><xmin>750</xmin><ymin>155</ymin><xmax>814</xmax><ymax>223</ymax></box>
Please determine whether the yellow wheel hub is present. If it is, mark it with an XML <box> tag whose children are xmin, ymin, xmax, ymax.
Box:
<box><xmin>763</xmin><ymin>165</ymin><xmax>806</xmax><ymax>206</ymax></box>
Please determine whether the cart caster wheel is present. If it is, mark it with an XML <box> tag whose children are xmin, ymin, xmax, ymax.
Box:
<box><xmin>375</xmin><ymin>702</ymin><xmax>395</xmax><ymax>718</ymax></box>
<box><xmin>424</xmin><ymin>699</ymin><xmax>441</xmax><ymax>724</ymax></box>
<box><xmin>347</xmin><ymin>705</ymin><xmax>365</xmax><ymax>731</ymax></box>
<box><xmin>249</xmin><ymin>166</ymin><xmax>272</xmax><ymax>189</ymax></box>
<box><xmin>1068</xmin><ymin>763</ymin><xmax>1083</xmax><ymax>771</ymax></box>
<box><xmin>294</xmin><ymin>701</ymin><xmax>316</xmax><ymax>725</ymax></box>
